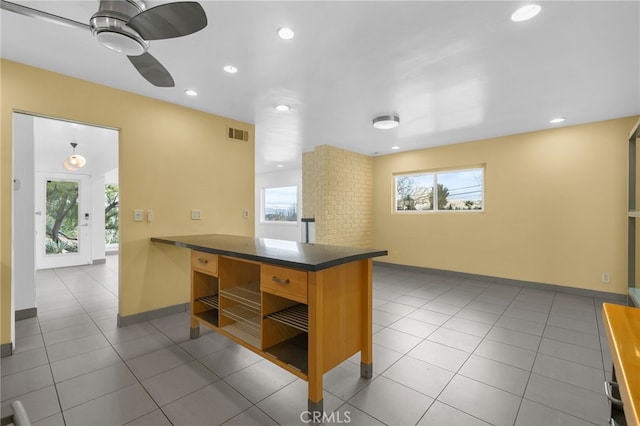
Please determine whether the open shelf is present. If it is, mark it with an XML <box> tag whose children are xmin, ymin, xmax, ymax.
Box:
<box><xmin>219</xmin><ymin>282</ymin><xmax>260</xmax><ymax>310</ymax></box>
<box><xmin>195</xmin><ymin>310</ymin><xmax>218</xmax><ymax>327</ymax></box>
<box><xmin>221</xmin><ymin>304</ymin><xmax>260</xmax><ymax>333</ymax></box>
<box><xmin>265</xmin><ymin>304</ymin><xmax>308</xmax><ymax>332</ymax></box>
<box><xmin>196</xmin><ymin>294</ymin><xmax>219</xmax><ymax>310</ymax></box>
<box><xmin>265</xmin><ymin>333</ymin><xmax>308</xmax><ymax>374</ymax></box>
<box><xmin>222</xmin><ymin>323</ymin><xmax>261</xmax><ymax>348</ymax></box>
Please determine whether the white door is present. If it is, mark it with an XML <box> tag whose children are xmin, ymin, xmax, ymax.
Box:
<box><xmin>35</xmin><ymin>172</ymin><xmax>92</xmax><ymax>269</ymax></box>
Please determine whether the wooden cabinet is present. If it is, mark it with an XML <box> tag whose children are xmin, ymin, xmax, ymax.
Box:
<box><xmin>188</xmin><ymin>250</ymin><xmax>373</xmax><ymax>414</ymax></box>
<box><xmin>152</xmin><ymin>234</ymin><xmax>386</xmax><ymax>414</ymax></box>
<box><xmin>603</xmin><ymin>303</ymin><xmax>640</xmax><ymax>426</ymax></box>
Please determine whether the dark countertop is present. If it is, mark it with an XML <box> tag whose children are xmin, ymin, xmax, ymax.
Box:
<box><xmin>151</xmin><ymin>234</ymin><xmax>388</xmax><ymax>272</ymax></box>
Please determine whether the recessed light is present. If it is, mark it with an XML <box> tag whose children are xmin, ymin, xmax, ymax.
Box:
<box><xmin>185</xmin><ymin>89</ymin><xmax>198</xmax><ymax>96</ymax></box>
<box><xmin>391</xmin><ymin>146</ymin><xmax>400</xmax><ymax>150</ymax></box>
<box><xmin>276</xmin><ymin>164</ymin><xmax>284</xmax><ymax>168</ymax></box>
<box><xmin>373</xmin><ymin>114</ymin><xmax>400</xmax><ymax>130</ymax></box>
<box><xmin>511</xmin><ymin>4</ymin><xmax>541</xmax><ymax>22</ymax></box>
<box><xmin>274</xmin><ymin>104</ymin><xmax>291</xmax><ymax>112</ymax></box>
<box><xmin>223</xmin><ymin>65</ymin><xmax>238</xmax><ymax>74</ymax></box>
<box><xmin>277</xmin><ymin>27</ymin><xmax>295</xmax><ymax>40</ymax></box>
<box><xmin>550</xmin><ymin>117</ymin><xmax>566</xmax><ymax>124</ymax></box>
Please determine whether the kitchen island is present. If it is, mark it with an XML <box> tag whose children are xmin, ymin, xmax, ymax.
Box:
<box><xmin>151</xmin><ymin>234</ymin><xmax>387</xmax><ymax>415</ymax></box>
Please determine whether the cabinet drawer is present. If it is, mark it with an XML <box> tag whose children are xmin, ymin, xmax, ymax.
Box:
<box><xmin>261</xmin><ymin>265</ymin><xmax>307</xmax><ymax>303</ymax></box>
<box><xmin>191</xmin><ymin>251</ymin><xmax>218</xmax><ymax>275</ymax></box>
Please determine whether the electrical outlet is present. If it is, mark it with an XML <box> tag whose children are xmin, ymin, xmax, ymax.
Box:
<box><xmin>601</xmin><ymin>272</ymin><xmax>611</xmax><ymax>283</ymax></box>
<box><xmin>134</xmin><ymin>209</ymin><xmax>142</xmax><ymax>222</ymax></box>
<box><xmin>191</xmin><ymin>209</ymin><xmax>201</xmax><ymax>220</ymax></box>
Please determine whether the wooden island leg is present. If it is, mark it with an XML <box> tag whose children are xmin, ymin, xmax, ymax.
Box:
<box><xmin>190</xmin><ymin>316</ymin><xmax>200</xmax><ymax>339</ymax></box>
<box><xmin>308</xmin><ymin>271</ymin><xmax>324</xmax><ymax>416</ymax></box>
<box><xmin>361</xmin><ymin>259</ymin><xmax>373</xmax><ymax>378</ymax></box>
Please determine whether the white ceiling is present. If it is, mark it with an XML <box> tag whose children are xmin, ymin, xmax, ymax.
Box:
<box><xmin>2</xmin><ymin>1</ymin><xmax>639</xmax><ymax>174</ymax></box>
<box><xmin>30</xmin><ymin>115</ymin><xmax>119</xmax><ymax>180</ymax></box>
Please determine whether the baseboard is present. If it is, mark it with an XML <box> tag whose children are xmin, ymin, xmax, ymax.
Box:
<box><xmin>117</xmin><ymin>302</ymin><xmax>190</xmax><ymax>327</ymax></box>
<box><xmin>15</xmin><ymin>307</ymin><xmax>37</xmax><ymax>321</ymax></box>
<box><xmin>374</xmin><ymin>261</ymin><xmax>628</xmax><ymax>303</ymax></box>
<box><xmin>1</xmin><ymin>342</ymin><xmax>13</xmax><ymax>358</ymax></box>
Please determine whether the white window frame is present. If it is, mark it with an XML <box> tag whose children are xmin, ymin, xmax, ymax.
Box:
<box><xmin>394</xmin><ymin>166</ymin><xmax>484</xmax><ymax>213</ymax></box>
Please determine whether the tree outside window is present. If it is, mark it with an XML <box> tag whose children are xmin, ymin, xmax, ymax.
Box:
<box><xmin>105</xmin><ymin>184</ymin><xmax>119</xmax><ymax>244</ymax></box>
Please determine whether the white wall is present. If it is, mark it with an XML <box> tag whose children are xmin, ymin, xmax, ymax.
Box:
<box><xmin>12</xmin><ymin>113</ymin><xmax>36</xmax><ymax>312</ymax></box>
<box><xmin>91</xmin><ymin>175</ymin><xmax>106</xmax><ymax>262</ymax></box>
<box><xmin>255</xmin><ymin>168</ymin><xmax>302</xmax><ymax>241</ymax></box>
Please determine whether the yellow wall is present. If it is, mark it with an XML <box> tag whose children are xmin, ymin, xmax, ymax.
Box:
<box><xmin>373</xmin><ymin>116</ymin><xmax>639</xmax><ymax>295</ymax></box>
<box><xmin>1</xmin><ymin>60</ymin><xmax>255</xmax><ymax>347</ymax></box>
<box><xmin>302</xmin><ymin>145</ymin><xmax>373</xmax><ymax>247</ymax></box>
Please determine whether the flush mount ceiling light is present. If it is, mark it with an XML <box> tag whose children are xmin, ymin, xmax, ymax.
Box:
<box><xmin>511</xmin><ymin>4</ymin><xmax>541</xmax><ymax>22</ymax></box>
<box><xmin>372</xmin><ymin>114</ymin><xmax>400</xmax><ymax>130</ymax></box>
<box><xmin>391</xmin><ymin>146</ymin><xmax>400</xmax><ymax>150</ymax></box>
<box><xmin>223</xmin><ymin>65</ymin><xmax>238</xmax><ymax>74</ymax></box>
<box><xmin>550</xmin><ymin>117</ymin><xmax>566</xmax><ymax>124</ymax></box>
<box><xmin>185</xmin><ymin>89</ymin><xmax>198</xmax><ymax>96</ymax></box>
<box><xmin>277</xmin><ymin>27</ymin><xmax>295</xmax><ymax>40</ymax></box>
<box><xmin>63</xmin><ymin>142</ymin><xmax>87</xmax><ymax>171</ymax></box>
<box><xmin>274</xmin><ymin>104</ymin><xmax>291</xmax><ymax>111</ymax></box>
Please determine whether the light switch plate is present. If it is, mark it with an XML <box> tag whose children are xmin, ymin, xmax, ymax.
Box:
<box><xmin>134</xmin><ymin>209</ymin><xmax>142</xmax><ymax>222</ymax></box>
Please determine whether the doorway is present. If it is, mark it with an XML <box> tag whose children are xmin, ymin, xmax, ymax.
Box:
<box><xmin>12</xmin><ymin>112</ymin><xmax>119</xmax><ymax>320</ymax></box>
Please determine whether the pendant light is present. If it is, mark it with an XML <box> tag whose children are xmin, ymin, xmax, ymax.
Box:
<box><xmin>63</xmin><ymin>142</ymin><xmax>87</xmax><ymax>171</ymax></box>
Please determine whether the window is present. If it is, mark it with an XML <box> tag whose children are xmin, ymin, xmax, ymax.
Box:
<box><xmin>395</xmin><ymin>167</ymin><xmax>483</xmax><ymax>212</ymax></box>
<box><xmin>262</xmin><ymin>186</ymin><xmax>298</xmax><ymax>222</ymax></box>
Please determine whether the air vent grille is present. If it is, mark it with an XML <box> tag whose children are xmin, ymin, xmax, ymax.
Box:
<box><xmin>227</xmin><ymin>127</ymin><xmax>249</xmax><ymax>142</ymax></box>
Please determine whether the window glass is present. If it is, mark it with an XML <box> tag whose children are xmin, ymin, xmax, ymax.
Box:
<box><xmin>395</xmin><ymin>168</ymin><xmax>483</xmax><ymax>212</ymax></box>
<box><xmin>263</xmin><ymin>186</ymin><xmax>298</xmax><ymax>222</ymax></box>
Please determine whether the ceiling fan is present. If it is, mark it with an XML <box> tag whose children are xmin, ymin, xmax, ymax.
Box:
<box><xmin>0</xmin><ymin>0</ymin><xmax>207</xmax><ymax>87</ymax></box>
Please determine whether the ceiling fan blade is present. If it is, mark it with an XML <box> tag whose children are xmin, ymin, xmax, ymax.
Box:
<box><xmin>126</xmin><ymin>2</ymin><xmax>207</xmax><ymax>41</ymax></box>
<box><xmin>0</xmin><ymin>0</ymin><xmax>89</xmax><ymax>31</ymax></box>
<box><xmin>128</xmin><ymin>52</ymin><xmax>175</xmax><ymax>87</ymax></box>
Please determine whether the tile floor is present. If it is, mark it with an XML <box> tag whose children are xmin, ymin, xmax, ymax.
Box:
<box><xmin>1</xmin><ymin>255</ymin><xmax>623</xmax><ymax>425</ymax></box>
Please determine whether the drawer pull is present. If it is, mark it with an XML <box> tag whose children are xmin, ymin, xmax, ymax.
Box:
<box><xmin>272</xmin><ymin>276</ymin><xmax>291</xmax><ymax>285</ymax></box>
<box><xmin>604</xmin><ymin>381</ymin><xmax>624</xmax><ymax>407</ymax></box>
<box><xmin>197</xmin><ymin>258</ymin><xmax>209</xmax><ymax>265</ymax></box>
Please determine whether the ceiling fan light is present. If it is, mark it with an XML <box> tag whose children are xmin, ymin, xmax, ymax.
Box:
<box><xmin>373</xmin><ymin>115</ymin><xmax>400</xmax><ymax>130</ymax></box>
<box><xmin>91</xmin><ymin>14</ymin><xmax>148</xmax><ymax>56</ymax></box>
<box><xmin>96</xmin><ymin>31</ymin><xmax>147</xmax><ymax>55</ymax></box>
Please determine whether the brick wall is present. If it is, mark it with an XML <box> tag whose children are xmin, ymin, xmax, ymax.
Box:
<box><xmin>302</xmin><ymin>145</ymin><xmax>373</xmax><ymax>247</ymax></box>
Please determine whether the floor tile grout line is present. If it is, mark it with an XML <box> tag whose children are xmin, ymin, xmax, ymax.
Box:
<box><xmin>9</xmin><ymin>260</ymin><xmax>620</xmax><ymax>426</ymax></box>
<box><xmin>508</xmin><ymin>285</ymin><xmax>555</xmax><ymax>425</ymax></box>
<box><xmin>50</xmin><ymin>262</ymin><xmax>165</xmax><ymax>425</ymax></box>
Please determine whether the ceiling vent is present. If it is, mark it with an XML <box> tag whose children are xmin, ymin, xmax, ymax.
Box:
<box><xmin>227</xmin><ymin>126</ymin><xmax>249</xmax><ymax>142</ymax></box>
